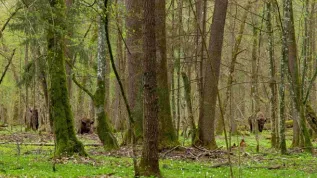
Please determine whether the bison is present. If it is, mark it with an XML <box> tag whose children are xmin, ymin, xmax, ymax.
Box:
<box><xmin>248</xmin><ymin>111</ymin><xmax>267</xmax><ymax>133</ymax></box>
<box><xmin>78</xmin><ymin>118</ymin><xmax>94</xmax><ymax>134</ymax></box>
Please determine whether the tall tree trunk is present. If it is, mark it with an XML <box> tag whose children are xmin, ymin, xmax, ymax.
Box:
<box><xmin>176</xmin><ymin>0</ymin><xmax>183</xmax><ymax>140</ymax></box>
<box><xmin>47</xmin><ymin>0</ymin><xmax>86</xmax><ymax>156</ymax></box>
<box><xmin>196</xmin><ymin>0</ymin><xmax>228</xmax><ymax>149</ymax></box>
<box><xmin>283</xmin><ymin>0</ymin><xmax>312</xmax><ymax>152</ymax></box>
<box><xmin>156</xmin><ymin>0</ymin><xmax>178</xmax><ymax>149</ymax></box>
<box><xmin>94</xmin><ymin>15</ymin><xmax>118</xmax><ymax>150</ymax></box>
<box><xmin>139</xmin><ymin>0</ymin><xmax>160</xmax><ymax>176</ymax></box>
<box><xmin>125</xmin><ymin>0</ymin><xmax>143</xmax><ymax>143</ymax></box>
<box><xmin>309</xmin><ymin>2</ymin><xmax>316</xmax><ymax>104</ymax></box>
<box><xmin>280</xmin><ymin>21</ymin><xmax>287</xmax><ymax>154</ymax></box>
<box><xmin>113</xmin><ymin>0</ymin><xmax>125</xmax><ymax>131</ymax></box>
<box><xmin>217</xmin><ymin>1</ymin><xmax>252</xmax><ymax>135</ymax></box>
<box><xmin>266</xmin><ymin>1</ymin><xmax>278</xmax><ymax>148</ymax></box>
<box><xmin>170</xmin><ymin>0</ymin><xmax>176</xmax><ymax>128</ymax></box>
<box><xmin>24</xmin><ymin>36</ymin><xmax>30</xmax><ymax>129</ymax></box>
<box><xmin>196</xmin><ymin>0</ymin><xmax>207</xmax><ymax>138</ymax></box>
<box><xmin>251</xmin><ymin>18</ymin><xmax>260</xmax><ymax>152</ymax></box>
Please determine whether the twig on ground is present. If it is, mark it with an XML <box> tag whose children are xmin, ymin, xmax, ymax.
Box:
<box><xmin>162</xmin><ymin>146</ymin><xmax>180</xmax><ymax>158</ymax></box>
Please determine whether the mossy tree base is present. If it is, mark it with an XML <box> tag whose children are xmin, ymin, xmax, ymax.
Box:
<box><xmin>92</xmin><ymin>15</ymin><xmax>118</xmax><ymax>151</ymax></box>
<box><xmin>95</xmin><ymin>106</ymin><xmax>119</xmax><ymax>150</ymax></box>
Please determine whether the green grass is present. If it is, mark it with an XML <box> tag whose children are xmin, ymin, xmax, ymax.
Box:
<box><xmin>1</xmin><ymin>129</ymin><xmax>317</xmax><ymax>177</ymax></box>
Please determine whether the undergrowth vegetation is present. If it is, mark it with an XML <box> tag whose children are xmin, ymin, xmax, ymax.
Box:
<box><xmin>0</xmin><ymin>128</ymin><xmax>317</xmax><ymax>177</ymax></box>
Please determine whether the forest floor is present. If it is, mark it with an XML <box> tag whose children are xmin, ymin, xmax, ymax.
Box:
<box><xmin>0</xmin><ymin>127</ymin><xmax>317</xmax><ymax>177</ymax></box>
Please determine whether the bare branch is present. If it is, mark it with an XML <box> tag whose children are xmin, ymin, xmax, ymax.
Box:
<box><xmin>0</xmin><ymin>49</ymin><xmax>16</xmax><ymax>85</ymax></box>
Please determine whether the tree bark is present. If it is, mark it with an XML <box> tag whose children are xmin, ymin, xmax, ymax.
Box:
<box><xmin>266</xmin><ymin>1</ymin><xmax>279</xmax><ymax>148</ymax></box>
<box><xmin>124</xmin><ymin>0</ymin><xmax>144</xmax><ymax>143</ymax></box>
<box><xmin>251</xmin><ymin>17</ymin><xmax>260</xmax><ymax>152</ymax></box>
<box><xmin>139</xmin><ymin>0</ymin><xmax>160</xmax><ymax>176</ymax></box>
<box><xmin>95</xmin><ymin>15</ymin><xmax>118</xmax><ymax>150</ymax></box>
<box><xmin>176</xmin><ymin>0</ymin><xmax>183</xmax><ymax>140</ymax></box>
<box><xmin>47</xmin><ymin>0</ymin><xmax>86</xmax><ymax>157</ymax></box>
<box><xmin>283</xmin><ymin>0</ymin><xmax>312</xmax><ymax>153</ymax></box>
<box><xmin>182</xmin><ymin>72</ymin><xmax>196</xmax><ymax>144</ymax></box>
<box><xmin>217</xmin><ymin>1</ymin><xmax>252</xmax><ymax>135</ymax></box>
<box><xmin>156</xmin><ymin>0</ymin><xmax>178</xmax><ymax>149</ymax></box>
<box><xmin>196</xmin><ymin>0</ymin><xmax>228</xmax><ymax>149</ymax></box>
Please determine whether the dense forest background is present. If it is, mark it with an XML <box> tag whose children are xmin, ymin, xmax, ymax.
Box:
<box><xmin>1</xmin><ymin>0</ymin><xmax>317</xmax><ymax>177</ymax></box>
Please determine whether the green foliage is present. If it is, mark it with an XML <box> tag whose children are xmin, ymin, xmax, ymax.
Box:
<box><xmin>0</xmin><ymin>129</ymin><xmax>317</xmax><ymax>177</ymax></box>
<box><xmin>1</xmin><ymin>142</ymin><xmax>317</xmax><ymax>178</ymax></box>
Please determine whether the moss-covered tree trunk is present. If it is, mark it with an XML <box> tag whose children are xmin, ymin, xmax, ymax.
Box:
<box><xmin>72</xmin><ymin>4</ymin><xmax>118</xmax><ymax>151</ymax></box>
<box><xmin>47</xmin><ymin>0</ymin><xmax>86</xmax><ymax>157</ymax></box>
<box><xmin>95</xmin><ymin>16</ymin><xmax>118</xmax><ymax>150</ymax></box>
<box><xmin>65</xmin><ymin>0</ymin><xmax>74</xmax><ymax>98</ymax></box>
<box><xmin>156</xmin><ymin>0</ymin><xmax>178</xmax><ymax>149</ymax></box>
<box><xmin>182</xmin><ymin>72</ymin><xmax>196</xmax><ymax>144</ymax></box>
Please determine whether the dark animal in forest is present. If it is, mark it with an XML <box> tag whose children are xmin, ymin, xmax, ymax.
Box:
<box><xmin>248</xmin><ymin>111</ymin><xmax>267</xmax><ymax>133</ymax></box>
<box><xmin>25</xmin><ymin>108</ymin><xmax>39</xmax><ymax>131</ymax></box>
<box><xmin>31</xmin><ymin>109</ymin><xmax>39</xmax><ymax>131</ymax></box>
<box><xmin>79</xmin><ymin>118</ymin><xmax>94</xmax><ymax>134</ymax></box>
